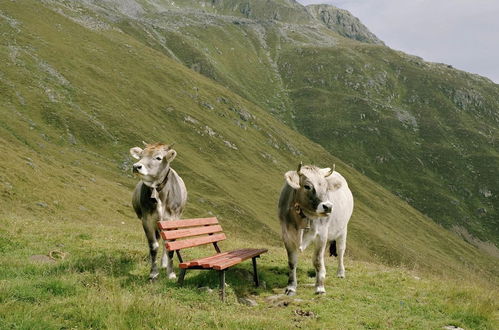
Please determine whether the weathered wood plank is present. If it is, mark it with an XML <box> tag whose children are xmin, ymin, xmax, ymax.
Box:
<box><xmin>158</xmin><ymin>217</ymin><xmax>218</xmax><ymax>230</ymax></box>
<box><xmin>161</xmin><ymin>225</ymin><xmax>223</xmax><ymax>240</ymax></box>
<box><xmin>166</xmin><ymin>233</ymin><xmax>226</xmax><ymax>251</ymax></box>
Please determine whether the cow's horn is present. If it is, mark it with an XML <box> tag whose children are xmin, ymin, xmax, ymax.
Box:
<box><xmin>167</xmin><ymin>143</ymin><xmax>175</xmax><ymax>150</ymax></box>
<box><xmin>297</xmin><ymin>161</ymin><xmax>303</xmax><ymax>173</ymax></box>
<box><xmin>325</xmin><ymin>164</ymin><xmax>335</xmax><ymax>177</ymax></box>
<box><xmin>142</xmin><ymin>141</ymin><xmax>148</xmax><ymax>147</ymax></box>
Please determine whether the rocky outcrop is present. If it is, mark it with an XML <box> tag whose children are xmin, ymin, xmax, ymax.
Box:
<box><xmin>306</xmin><ymin>4</ymin><xmax>384</xmax><ymax>45</ymax></box>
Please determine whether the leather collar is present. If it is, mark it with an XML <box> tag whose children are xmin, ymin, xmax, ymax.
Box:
<box><xmin>294</xmin><ymin>203</ymin><xmax>311</xmax><ymax>229</ymax></box>
<box><xmin>155</xmin><ymin>167</ymin><xmax>171</xmax><ymax>192</ymax></box>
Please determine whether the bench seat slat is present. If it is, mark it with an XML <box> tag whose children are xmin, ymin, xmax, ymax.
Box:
<box><xmin>212</xmin><ymin>250</ymin><xmax>267</xmax><ymax>270</ymax></box>
<box><xmin>158</xmin><ymin>217</ymin><xmax>218</xmax><ymax>230</ymax></box>
<box><xmin>200</xmin><ymin>249</ymin><xmax>256</xmax><ymax>268</ymax></box>
<box><xmin>179</xmin><ymin>252</ymin><xmax>230</xmax><ymax>269</ymax></box>
<box><xmin>180</xmin><ymin>249</ymin><xmax>252</xmax><ymax>268</ymax></box>
<box><xmin>179</xmin><ymin>250</ymin><xmax>249</xmax><ymax>269</ymax></box>
<box><xmin>179</xmin><ymin>248</ymin><xmax>267</xmax><ymax>270</ymax></box>
<box><xmin>198</xmin><ymin>249</ymin><xmax>252</xmax><ymax>268</ymax></box>
<box><xmin>204</xmin><ymin>249</ymin><xmax>268</xmax><ymax>270</ymax></box>
<box><xmin>166</xmin><ymin>233</ymin><xmax>226</xmax><ymax>251</ymax></box>
<box><xmin>161</xmin><ymin>225</ymin><xmax>223</xmax><ymax>240</ymax></box>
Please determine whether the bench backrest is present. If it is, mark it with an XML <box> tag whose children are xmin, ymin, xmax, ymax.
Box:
<box><xmin>157</xmin><ymin>217</ymin><xmax>226</xmax><ymax>251</ymax></box>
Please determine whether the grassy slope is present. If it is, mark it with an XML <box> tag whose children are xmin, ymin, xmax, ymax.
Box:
<box><xmin>85</xmin><ymin>1</ymin><xmax>499</xmax><ymax>248</ymax></box>
<box><xmin>280</xmin><ymin>40</ymin><xmax>499</xmax><ymax>246</ymax></box>
<box><xmin>0</xmin><ymin>1</ymin><xmax>497</xmax><ymax>328</ymax></box>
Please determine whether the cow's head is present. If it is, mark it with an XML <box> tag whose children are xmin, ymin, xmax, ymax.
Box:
<box><xmin>129</xmin><ymin>142</ymin><xmax>176</xmax><ymax>186</ymax></box>
<box><xmin>285</xmin><ymin>163</ymin><xmax>342</xmax><ymax>217</ymax></box>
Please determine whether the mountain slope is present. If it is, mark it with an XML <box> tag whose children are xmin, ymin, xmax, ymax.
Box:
<box><xmin>49</xmin><ymin>0</ymin><xmax>499</xmax><ymax>251</ymax></box>
<box><xmin>0</xmin><ymin>0</ymin><xmax>496</xmax><ymax>278</ymax></box>
<box><xmin>280</xmin><ymin>36</ymin><xmax>499</xmax><ymax>249</ymax></box>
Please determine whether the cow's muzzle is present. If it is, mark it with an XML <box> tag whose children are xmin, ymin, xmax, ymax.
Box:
<box><xmin>317</xmin><ymin>202</ymin><xmax>333</xmax><ymax>215</ymax></box>
<box><xmin>132</xmin><ymin>164</ymin><xmax>142</xmax><ymax>174</ymax></box>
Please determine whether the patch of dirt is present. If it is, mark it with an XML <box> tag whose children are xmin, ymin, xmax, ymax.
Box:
<box><xmin>294</xmin><ymin>309</ymin><xmax>316</xmax><ymax>318</ymax></box>
<box><xmin>29</xmin><ymin>255</ymin><xmax>56</xmax><ymax>263</ymax></box>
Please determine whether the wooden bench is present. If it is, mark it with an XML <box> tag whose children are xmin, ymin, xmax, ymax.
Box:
<box><xmin>157</xmin><ymin>217</ymin><xmax>267</xmax><ymax>300</ymax></box>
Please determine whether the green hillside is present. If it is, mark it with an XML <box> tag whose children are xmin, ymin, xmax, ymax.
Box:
<box><xmin>61</xmin><ymin>0</ymin><xmax>499</xmax><ymax>251</ymax></box>
<box><xmin>281</xmin><ymin>40</ymin><xmax>499</xmax><ymax>250</ymax></box>
<box><xmin>0</xmin><ymin>1</ymin><xmax>498</xmax><ymax>328</ymax></box>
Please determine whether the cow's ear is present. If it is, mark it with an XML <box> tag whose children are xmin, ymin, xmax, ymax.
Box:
<box><xmin>326</xmin><ymin>176</ymin><xmax>343</xmax><ymax>191</ymax></box>
<box><xmin>164</xmin><ymin>149</ymin><xmax>177</xmax><ymax>162</ymax></box>
<box><xmin>130</xmin><ymin>147</ymin><xmax>143</xmax><ymax>160</ymax></box>
<box><xmin>285</xmin><ymin>171</ymin><xmax>301</xmax><ymax>189</ymax></box>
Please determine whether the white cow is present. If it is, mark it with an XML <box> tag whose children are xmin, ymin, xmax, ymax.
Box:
<box><xmin>278</xmin><ymin>163</ymin><xmax>353</xmax><ymax>295</ymax></box>
<box><xmin>130</xmin><ymin>142</ymin><xmax>187</xmax><ymax>281</ymax></box>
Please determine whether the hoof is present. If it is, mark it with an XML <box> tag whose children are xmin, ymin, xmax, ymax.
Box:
<box><xmin>167</xmin><ymin>272</ymin><xmax>177</xmax><ymax>280</ymax></box>
<box><xmin>149</xmin><ymin>273</ymin><xmax>159</xmax><ymax>282</ymax></box>
<box><xmin>284</xmin><ymin>288</ymin><xmax>296</xmax><ymax>296</ymax></box>
<box><xmin>337</xmin><ymin>272</ymin><xmax>345</xmax><ymax>278</ymax></box>
<box><xmin>315</xmin><ymin>286</ymin><xmax>326</xmax><ymax>294</ymax></box>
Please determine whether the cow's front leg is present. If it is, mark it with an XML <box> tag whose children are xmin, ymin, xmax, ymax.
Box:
<box><xmin>312</xmin><ymin>236</ymin><xmax>328</xmax><ymax>294</ymax></box>
<box><xmin>142</xmin><ymin>217</ymin><xmax>160</xmax><ymax>281</ymax></box>
<box><xmin>160</xmin><ymin>213</ymin><xmax>177</xmax><ymax>280</ymax></box>
<box><xmin>285</xmin><ymin>245</ymin><xmax>298</xmax><ymax>296</ymax></box>
<box><xmin>336</xmin><ymin>233</ymin><xmax>347</xmax><ymax>278</ymax></box>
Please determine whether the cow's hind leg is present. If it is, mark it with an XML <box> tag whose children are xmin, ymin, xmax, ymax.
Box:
<box><xmin>285</xmin><ymin>246</ymin><xmax>298</xmax><ymax>296</ymax></box>
<box><xmin>336</xmin><ymin>233</ymin><xmax>347</xmax><ymax>278</ymax></box>
<box><xmin>142</xmin><ymin>217</ymin><xmax>160</xmax><ymax>281</ymax></box>
<box><xmin>312</xmin><ymin>237</ymin><xmax>328</xmax><ymax>294</ymax></box>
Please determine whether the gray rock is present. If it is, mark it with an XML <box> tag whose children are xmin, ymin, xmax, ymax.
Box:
<box><xmin>36</xmin><ymin>201</ymin><xmax>48</xmax><ymax>208</ymax></box>
<box><xmin>197</xmin><ymin>286</ymin><xmax>213</xmax><ymax>293</ymax></box>
<box><xmin>265</xmin><ymin>294</ymin><xmax>293</xmax><ymax>307</ymax></box>
<box><xmin>238</xmin><ymin>297</ymin><xmax>258</xmax><ymax>306</ymax></box>
<box><xmin>184</xmin><ymin>115</ymin><xmax>199</xmax><ymax>125</ymax></box>
<box><xmin>306</xmin><ymin>5</ymin><xmax>384</xmax><ymax>45</ymax></box>
<box><xmin>223</xmin><ymin>140</ymin><xmax>238</xmax><ymax>150</ymax></box>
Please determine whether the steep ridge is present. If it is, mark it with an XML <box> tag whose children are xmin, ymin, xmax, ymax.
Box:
<box><xmin>43</xmin><ymin>0</ymin><xmax>499</xmax><ymax>252</ymax></box>
<box><xmin>0</xmin><ymin>0</ymin><xmax>497</xmax><ymax>282</ymax></box>
<box><xmin>306</xmin><ymin>4</ymin><xmax>384</xmax><ymax>44</ymax></box>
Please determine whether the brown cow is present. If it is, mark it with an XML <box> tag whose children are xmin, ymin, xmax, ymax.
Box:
<box><xmin>130</xmin><ymin>142</ymin><xmax>187</xmax><ymax>280</ymax></box>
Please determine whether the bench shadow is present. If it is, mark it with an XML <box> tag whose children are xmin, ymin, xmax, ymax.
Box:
<box><xmin>48</xmin><ymin>252</ymin><xmax>306</xmax><ymax>296</ymax></box>
<box><xmin>176</xmin><ymin>263</ymin><xmax>292</xmax><ymax>296</ymax></box>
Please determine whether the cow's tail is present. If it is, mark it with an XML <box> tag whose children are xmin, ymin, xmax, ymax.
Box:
<box><xmin>329</xmin><ymin>240</ymin><xmax>337</xmax><ymax>257</ymax></box>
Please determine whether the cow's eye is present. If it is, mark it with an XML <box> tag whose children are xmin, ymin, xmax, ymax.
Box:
<box><xmin>155</xmin><ymin>157</ymin><xmax>162</xmax><ymax>161</ymax></box>
<box><xmin>304</xmin><ymin>184</ymin><xmax>312</xmax><ymax>190</ymax></box>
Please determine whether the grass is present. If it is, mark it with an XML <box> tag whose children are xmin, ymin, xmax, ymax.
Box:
<box><xmin>1</xmin><ymin>211</ymin><xmax>497</xmax><ymax>329</ymax></box>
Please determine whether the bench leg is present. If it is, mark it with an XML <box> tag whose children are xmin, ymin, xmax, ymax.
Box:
<box><xmin>252</xmin><ymin>257</ymin><xmax>260</xmax><ymax>287</ymax></box>
<box><xmin>178</xmin><ymin>268</ymin><xmax>186</xmax><ymax>286</ymax></box>
<box><xmin>219</xmin><ymin>270</ymin><xmax>226</xmax><ymax>301</ymax></box>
